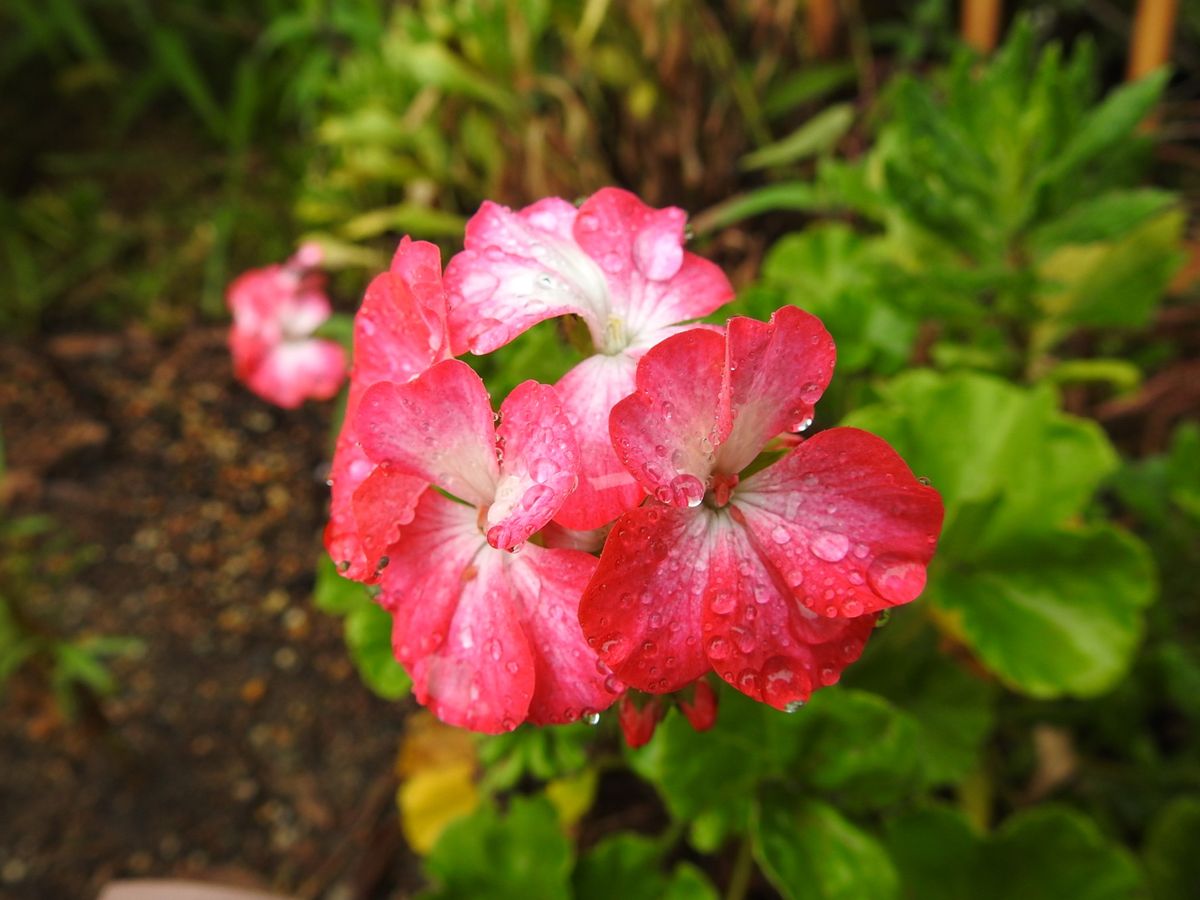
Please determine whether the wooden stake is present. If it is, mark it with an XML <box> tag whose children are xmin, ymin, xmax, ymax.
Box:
<box><xmin>1128</xmin><ymin>0</ymin><xmax>1179</xmax><ymax>81</ymax></box>
<box><xmin>806</xmin><ymin>0</ymin><xmax>838</xmax><ymax>59</ymax></box>
<box><xmin>962</xmin><ymin>0</ymin><xmax>1002</xmax><ymax>54</ymax></box>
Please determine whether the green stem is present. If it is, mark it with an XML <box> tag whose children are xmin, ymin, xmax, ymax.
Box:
<box><xmin>725</xmin><ymin>835</ymin><xmax>755</xmax><ymax>900</ymax></box>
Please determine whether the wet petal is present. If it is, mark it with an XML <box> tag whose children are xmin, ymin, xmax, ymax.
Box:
<box><xmin>572</xmin><ymin>188</ymin><xmax>733</xmax><ymax>340</ymax></box>
<box><xmin>609</xmin><ymin>329</ymin><xmax>725</xmax><ymax>508</ymax></box>
<box><xmin>578</xmin><ymin>504</ymin><xmax>715</xmax><ymax>693</ymax></box>
<box><xmin>485</xmin><ymin>381</ymin><xmax>580</xmax><ymax>550</ymax></box>
<box><xmin>381</xmin><ymin>492</ymin><xmax>535</xmax><ymax>733</ymax></box>
<box><xmin>716</xmin><ymin>307</ymin><xmax>837</xmax><ymax>474</ymax></box>
<box><xmin>444</xmin><ymin>198</ymin><xmax>612</xmax><ymax>354</ymax></box>
<box><xmin>702</xmin><ymin>516</ymin><xmax>877</xmax><ymax>710</ymax></box>
<box><xmin>246</xmin><ymin>339</ymin><xmax>346</xmax><ymax>409</ymax></box>
<box><xmin>356</xmin><ymin>360</ymin><xmax>500</xmax><ymax>507</ymax></box>
<box><xmin>734</xmin><ymin>427</ymin><xmax>944</xmax><ymax>618</ymax></box>
<box><xmin>553</xmin><ymin>353</ymin><xmax>644</xmax><ymax>530</ymax></box>
<box><xmin>509</xmin><ymin>544</ymin><xmax>622</xmax><ymax>725</ymax></box>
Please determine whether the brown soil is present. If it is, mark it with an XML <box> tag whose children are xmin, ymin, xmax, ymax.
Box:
<box><xmin>0</xmin><ymin>328</ymin><xmax>418</xmax><ymax>900</ymax></box>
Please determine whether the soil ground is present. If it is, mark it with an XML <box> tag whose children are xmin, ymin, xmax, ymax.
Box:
<box><xmin>0</xmin><ymin>328</ymin><xmax>419</xmax><ymax>900</ymax></box>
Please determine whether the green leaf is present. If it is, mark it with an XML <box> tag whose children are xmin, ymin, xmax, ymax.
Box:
<box><xmin>344</xmin><ymin>601</ymin><xmax>411</xmax><ymax>701</ymax></box>
<box><xmin>1037</xmin><ymin>209</ymin><xmax>1184</xmax><ymax>330</ymax></box>
<box><xmin>628</xmin><ymin>688</ymin><xmax>801</xmax><ymax>829</ymax></box>
<box><xmin>692</xmin><ymin>181</ymin><xmax>825</xmax><ymax>234</ymax></box>
<box><xmin>932</xmin><ymin>524</ymin><xmax>1154</xmax><ymax>697</ymax></box>
<box><xmin>753</xmin><ymin>796</ymin><xmax>898</xmax><ymax>900</ymax></box>
<box><xmin>843</xmin><ymin>371</ymin><xmax>1117</xmax><ymax>551</ymax></box>
<box><xmin>884</xmin><ymin>806</ymin><xmax>979</xmax><ymax>900</ymax></box>
<box><xmin>1143</xmin><ymin>796</ymin><xmax>1200</xmax><ymax>900</ymax></box>
<box><xmin>887</xmin><ymin>805</ymin><xmax>1141</xmax><ymax>900</ymax></box>
<box><xmin>1040</xmin><ymin>68</ymin><xmax>1168</xmax><ymax>187</ymax></box>
<box><xmin>339</xmin><ymin>203</ymin><xmax>466</xmax><ymax>241</ymax></box>
<box><xmin>986</xmin><ymin>806</ymin><xmax>1141</xmax><ymax>899</ymax></box>
<box><xmin>846</xmin><ymin>620</ymin><xmax>996</xmax><ymax>786</ymax></box>
<box><xmin>573</xmin><ymin>834</ymin><xmax>666</xmax><ymax>900</ymax></box>
<box><xmin>1028</xmin><ymin>189</ymin><xmax>1177</xmax><ymax>255</ymax></box>
<box><xmin>741</xmin><ymin>105</ymin><xmax>856</xmax><ymax>171</ymax></box>
<box><xmin>313</xmin><ymin>555</ymin><xmax>369</xmax><ymax>616</ymax></box>
<box><xmin>422</xmin><ymin>796</ymin><xmax>572</xmax><ymax>900</ymax></box>
<box><xmin>763</xmin><ymin>63</ymin><xmax>858</xmax><ymax>118</ymax></box>
<box><xmin>663</xmin><ymin>864</ymin><xmax>719</xmax><ymax>900</ymax></box>
<box><xmin>791</xmin><ymin>689</ymin><xmax>923</xmax><ymax>809</ymax></box>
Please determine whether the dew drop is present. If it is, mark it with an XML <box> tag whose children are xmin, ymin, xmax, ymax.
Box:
<box><xmin>707</xmin><ymin>636</ymin><xmax>731</xmax><ymax>659</ymax></box>
<box><xmin>771</xmin><ymin>525</ymin><xmax>791</xmax><ymax>545</ymax></box>
<box><xmin>819</xmin><ymin>666</ymin><xmax>839</xmax><ymax>686</ymax></box>
<box><xmin>811</xmin><ymin>530</ymin><xmax>850</xmax><ymax>562</ymax></box>
<box><xmin>799</xmin><ymin>382</ymin><xmax>822</xmax><ymax>403</ymax></box>
<box><xmin>710</xmin><ymin>592</ymin><xmax>737</xmax><ymax>615</ymax></box>
<box><xmin>867</xmin><ymin>555</ymin><xmax>927</xmax><ymax>604</ymax></box>
<box><xmin>584</xmin><ymin>710</ymin><xmax>601</xmax><ymax>725</ymax></box>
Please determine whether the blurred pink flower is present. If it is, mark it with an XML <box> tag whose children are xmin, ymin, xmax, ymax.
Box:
<box><xmin>227</xmin><ymin>243</ymin><xmax>346</xmax><ymax>409</ymax></box>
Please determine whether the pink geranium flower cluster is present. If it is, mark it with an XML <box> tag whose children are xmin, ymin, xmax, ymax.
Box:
<box><xmin>323</xmin><ymin>188</ymin><xmax>944</xmax><ymax>738</ymax></box>
<box><xmin>227</xmin><ymin>243</ymin><xmax>347</xmax><ymax>408</ymax></box>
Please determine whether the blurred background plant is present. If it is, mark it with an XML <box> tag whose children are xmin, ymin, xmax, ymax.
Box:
<box><xmin>3</xmin><ymin>1</ymin><xmax>1199</xmax><ymax>898</ymax></box>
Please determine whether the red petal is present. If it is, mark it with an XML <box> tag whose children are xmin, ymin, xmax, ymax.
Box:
<box><xmin>733</xmin><ymin>427</ymin><xmax>944</xmax><ymax>618</ymax></box>
<box><xmin>609</xmin><ymin>329</ymin><xmax>725</xmax><ymax>507</ymax></box>
<box><xmin>351</xmin><ymin>465</ymin><xmax>427</xmax><ymax>573</ymax></box>
<box><xmin>617</xmin><ymin>694</ymin><xmax>663</xmax><ymax>748</ymax></box>
<box><xmin>325</xmin><ymin>240</ymin><xmax>449</xmax><ymax>579</ymax></box>
<box><xmin>679</xmin><ymin>679</ymin><xmax>718</xmax><ymax>732</ymax></box>
<box><xmin>381</xmin><ymin>492</ymin><xmax>535</xmax><ymax>733</ymax></box>
<box><xmin>509</xmin><ymin>545</ymin><xmax>623</xmax><ymax>724</ymax></box>
<box><xmin>716</xmin><ymin>307</ymin><xmax>837</xmax><ymax>474</ymax></box>
<box><xmin>444</xmin><ymin>198</ymin><xmax>611</xmax><ymax>354</ymax></box>
<box><xmin>485</xmin><ymin>381</ymin><xmax>580</xmax><ymax>550</ymax></box>
<box><xmin>702</xmin><ymin>517</ymin><xmax>877</xmax><ymax>710</ymax></box>
<box><xmin>578</xmin><ymin>504</ymin><xmax>715</xmax><ymax>693</ymax></box>
<box><xmin>572</xmin><ymin>189</ymin><xmax>733</xmax><ymax>340</ymax></box>
<box><xmin>356</xmin><ymin>360</ymin><xmax>500</xmax><ymax>507</ymax></box>
<box><xmin>553</xmin><ymin>354</ymin><xmax>644</xmax><ymax>530</ymax></box>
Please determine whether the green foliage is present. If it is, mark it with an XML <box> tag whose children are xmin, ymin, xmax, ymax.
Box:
<box><xmin>846</xmin><ymin>371</ymin><xmax>1155</xmax><ymax>697</ymax></box>
<box><xmin>421</xmin><ymin>796</ymin><xmax>573</xmax><ymax>900</ymax></box>
<box><xmin>313</xmin><ymin>555</ymin><xmax>411</xmax><ymax>700</ymax></box>
<box><xmin>886</xmin><ymin>805</ymin><xmax>1141</xmax><ymax>900</ymax></box>
<box><xmin>754</xmin><ymin>796</ymin><xmax>899</xmax><ymax>900</ymax></box>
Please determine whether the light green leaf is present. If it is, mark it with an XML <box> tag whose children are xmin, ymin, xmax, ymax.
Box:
<box><xmin>422</xmin><ymin>796</ymin><xmax>572</xmax><ymax>900</ymax></box>
<box><xmin>1028</xmin><ymin>189</ymin><xmax>1177</xmax><ymax>255</ymax></box>
<box><xmin>764</xmin><ymin>63</ymin><xmax>858</xmax><ymax>118</ymax></box>
<box><xmin>741</xmin><ymin>105</ymin><xmax>856</xmax><ymax>171</ymax></box>
<box><xmin>753</xmin><ymin>796</ymin><xmax>898</xmax><ymax>900</ymax></box>
<box><xmin>344</xmin><ymin>601</ymin><xmax>411</xmax><ymax>701</ymax></box>
<box><xmin>932</xmin><ymin>524</ymin><xmax>1154</xmax><ymax>697</ymax></box>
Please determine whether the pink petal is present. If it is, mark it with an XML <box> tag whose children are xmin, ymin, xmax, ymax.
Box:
<box><xmin>715</xmin><ymin>307</ymin><xmax>837</xmax><ymax>474</ymax></box>
<box><xmin>609</xmin><ymin>329</ymin><xmax>725</xmax><ymax>508</ymax></box>
<box><xmin>733</xmin><ymin>427</ymin><xmax>944</xmax><ymax>618</ymax></box>
<box><xmin>572</xmin><ymin>188</ymin><xmax>733</xmax><ymax>338</ymax></box>
<box><xmin>382</xmin><ymin>492</ymin><xmax>535</xmax><ymax>733</ymax></box>
<box><xmin>356</xmin><ymin>360</ymin><xmax>500</xmax><ymax>507</ymax></box>
<box><xmin>351</xmin><ymin>464</ymin><xmax>428</xmax><ymax>574</ymax></box>
<box><xmin>578</xmin><ymin>504</ymin><xmax>715</xmax><ymax>693</ymax></box>
<box><xmin>325</xmin><ymin>244</ymin><xmax>450</xmax><ymax>579</ymax></box>
<box><xmin>552</xmin><ymin>353</ymin><xmax>644</xmax><ymax>530</ymax></box>
<box><xmin>508</xmin><ymin>544</ymin><xmax>622</xmax><ymax>724</ymax></box>
<box><xmin>246</xmin><ymin>339</ymin><xmax>346</xmax><ymax>409</ymax></box>
<box><xmin>485</xmin><ymin>381</ymin><xmax>580</xmax><ymax>550</ymax></box>
<box><xmin>618</xmin><ymin>695</ymin><xmax>663</xmax><ymax>748</ymax></box>
<box><xmin>702</xmin><ymin>518</ymin><xmax>877</xmax><ymax>709</ymax></box>
<box><xmin>444</xmin><ymin>198</ymin><xmax>611</xmax><ymax>354</ymax></box>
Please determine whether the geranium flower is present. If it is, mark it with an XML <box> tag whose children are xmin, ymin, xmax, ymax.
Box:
<box><xmin>227</xmin><ymin>243</ymin><xmax>347</xmax><ymax>409</ymax></box>
<box><xmin>444</xmin><ymin>188</ymin><xmax>734</xmax><ymax>530</ymax></box>
<box><xmin>354</xmin><ymin>359</ymin><xmax>622</xmax><ymax>732</ymax></box>
<box><xmin>324</xmin><ymin>238</ymin><xmax>450</xmax><ymax>582</ymax></box>
<box><xmin>578</xmin><ymin>307</ymin><xmax>944</xmax><ymax>711</ymax></box>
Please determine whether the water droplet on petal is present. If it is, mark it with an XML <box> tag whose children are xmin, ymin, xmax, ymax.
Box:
<box><xmin>584</xmin><ymin>710</ymin><xmax>601</xmax><ymax>725</ymax></box>
<box><xmin>707</xmin><ymin>636</ymin><xmax>731</xmax><ymax>659</ymax></box>
<box><xmin>710</xmin><ymin>592</ymin><xmax>736</xmax><ymax>615</ymax></box>
<box><xmin>799</xmin><ymin>382</ymin><xmax>822</xmax><ymax>403</ymax></box>
<box><xmin>771</xmin><ymin>525</ymin><xmax>791</xmax><ymax>544</ymax></box>
<box><xmin>867</xmin><ymin>555</ymin><xmax>927</xmax><ymax>604</ymax></box>
<box><xmin>811</xmin><ymin>530</ymin><xmax>850</xmax><ymax>562</ymax></box>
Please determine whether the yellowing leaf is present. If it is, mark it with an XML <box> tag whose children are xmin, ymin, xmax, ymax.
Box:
<box><xmin>395</xmin><ymin>712</ymin><xmax>480</xmax><ymax>854</ymax></box>
<box><xmin>545</xmin><ymin>767</ymin><xmax>598</xmax><ymax>829</ymax></box>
